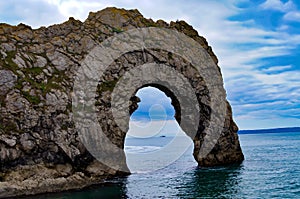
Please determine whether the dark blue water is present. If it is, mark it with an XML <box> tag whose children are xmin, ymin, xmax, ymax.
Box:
<box><xmin>28</xmin><ymin>132</ymin><xmax>300</xmax><ymax>198</ymax></box>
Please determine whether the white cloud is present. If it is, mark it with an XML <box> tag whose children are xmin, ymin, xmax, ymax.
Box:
<box><xmin>284</xmin><ymin>10</ymin><xmax>300</xmax><ymax>21</ymax></box>
<box><xmin>0</xmin><ymin>0</ymin><xmax>300</xmax><ymax>129</ymax></box>
<box><xmin>185</xmin><ymin>1</ymin><xmax>300</xmax><ymax>130</ymax></box>
<box><xmin>58</xmin><ymin>0</ymin><xmax>112</xmax><ymax>20</ymax></box>
<box><xmin>127</xmin><ymin>120</ymin><xmax>185</xmax><ymax>138</ymax></box>
<box><xmin>0</xmin><ymin>0</ymin><xmax>65</xmax><ymax>27</ymax></box>
<box><xmin>262</xmin><ymin>65</ymin><xmax>292</xmax><ymax>72</ymax></box>
<box><xmin>259</xmin><ymin>0</ymin><xmax>300</xmax><ymax>22</ymax></box>
<box><xmin>260</xmin><ymin>0</ymin><xmax>294</xmax><ymax>12</ymax></box>
<box><xmin>236</xmin><ymin>117</ymin><xmax>300</xmax><ymax>129</ymax></box>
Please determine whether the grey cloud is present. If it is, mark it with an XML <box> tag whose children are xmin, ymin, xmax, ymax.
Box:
<box><xmin>0</xmin><ymin>0</ymin><xmax>65</xmax><ymax>28</ymax></box>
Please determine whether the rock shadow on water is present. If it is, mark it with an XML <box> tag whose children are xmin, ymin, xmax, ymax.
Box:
<box><xmin>14</xmin><ymin>178</ymin><xmax>128</xmax><ymax>199</ymax></box>
<box><xmin>14</xmin><ymin>165</ymin><xmax>244</xmax><ymax>199</ymax></box>
<box><xmin>176</xmin><ymin>165</ymin><xmax>243</xmax><ymax>198</ymax></box>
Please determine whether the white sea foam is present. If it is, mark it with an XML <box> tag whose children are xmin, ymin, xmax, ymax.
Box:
<box><xmin>125</xmin><ymin>146</ymin><xmax>162</xmax><ymax>153</ymax></box>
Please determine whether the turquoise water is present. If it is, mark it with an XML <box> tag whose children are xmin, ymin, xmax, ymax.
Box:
<box><xmin>28</xmin><ymin>132</ymin><xmax>300</xmax><ymax>198</ymax></box>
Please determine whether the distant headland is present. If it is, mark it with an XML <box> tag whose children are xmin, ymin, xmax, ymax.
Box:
<box><xmin>239</xmin><ymin>127</ymin><xmax>300</xmax><ymax>134</ymax></box>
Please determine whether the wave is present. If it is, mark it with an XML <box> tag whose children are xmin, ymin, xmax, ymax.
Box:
<box><xmin>125</xmin><ymin>145</ymin><xmax>162</xmax><ymax>153</ymax></box>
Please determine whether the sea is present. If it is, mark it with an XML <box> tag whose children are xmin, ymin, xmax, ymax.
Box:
<box><xmin>27</xmin><ymin>132</ymin><xmax>300</xmax><ymax>199</ymax></box>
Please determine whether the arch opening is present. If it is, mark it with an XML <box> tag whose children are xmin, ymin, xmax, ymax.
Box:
<box><xmin>125</xmin><ymin>86</ymin><xmax>197</xmax><ymax>173</ymax></box>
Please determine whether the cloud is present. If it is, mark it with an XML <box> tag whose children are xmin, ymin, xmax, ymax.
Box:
<box><xmin>1</xmin><ymin>0</ymin><xmax>300</xmax><ymax>129</ymax></box>
<box><xmin>40</xmin><ymin>0</ymin><xmax>197</xmax><ymax>26</ymax></box>
<box><xmin>284</xmin><ymin>10</ymin><xmax>300</xmax><ymax>21</ymax></box>
<box><xmin>259</xmin><ymin>0</ymin><xmax>295</xmax><ymax>12</ymax></box>
<box><xmin>58</xmin><ymin>0</ymin><xmax>112</xmax><ymax>20</ymax></box>
<box><xmin>185</xmin><ymin>1</ymin><xmax>300</xmax><ymax>130</ymax></box>
<box><xmin>262</xmin><ymin>65</ymin><xmax>292</xmax><ymax>73</ymax></box>
<box><xmin>259</xmin><ymin>0</ymin><xmax>300</xmax><ymax>22</ymax></box>
<box><xmin>127</xmin><ymin>120</ymin><xmax>184</xmax><ymax>138</ymax></box>
<box><xmin>0</xmin><ymin>0</ymin><xmax>65</xmax><ymax>27</ymax></box>
<box><xmin>131</xmin><ymin>87</ymin><xmax>175</xmax><ymax>121</ymax></box>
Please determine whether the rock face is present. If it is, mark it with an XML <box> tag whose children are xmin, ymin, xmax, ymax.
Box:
<box><xmin>0</xmin><ymin>7</ymin><xmax>244</xmax><ymax>198</ymax></box>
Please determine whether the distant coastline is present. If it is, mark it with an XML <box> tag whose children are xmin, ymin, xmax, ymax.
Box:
<box><xmin>238</xmin><ymin>127</ymin><xmax>300</xmax><ymax>134</ymax></box>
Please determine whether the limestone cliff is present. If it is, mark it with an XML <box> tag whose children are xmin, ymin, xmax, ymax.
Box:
<box><xmin>0</xmin><ymin>7</ymin><xmax>244</xmax><ymax>198</ymax></box>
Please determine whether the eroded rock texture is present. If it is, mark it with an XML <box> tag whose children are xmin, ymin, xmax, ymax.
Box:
<box><xmin>0</xmin><ymin>7</ymin><xmax>244</xmax><ymax>198</ymax></box>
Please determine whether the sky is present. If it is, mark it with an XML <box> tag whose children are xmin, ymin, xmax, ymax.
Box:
<box><xmin>0</xmin><ymin>0</ymin><xmax>300</xmax><ymax>130</ymax></box>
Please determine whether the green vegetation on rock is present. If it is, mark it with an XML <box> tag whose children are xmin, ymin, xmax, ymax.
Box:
<box><xmin>24</xmin><ymin>67</ymin><xmax>43</xmax><ymax>76</ymax></box>
<box><xmin>98</xmin><ymin>79</ymin><xmax>119</xmax><ymax>92</ymax></box>
<box><xmin>0</xmin><ymin>116</ymin><xmax>20</xmax><ymax>134</ymax></box>
<box><xmin>20</xmin><ymin>90</ymin><xmax>40</xmax><ymax>105</ymax></box>
<box><xmin>112</xmin><ymin>27</ymin><xmax>123</xmax><ymax>33</ymax></box>
<box><xmin>1</xmin><ymin>51</ymin><xmax>19</xmax><ymax>73</ymax></box>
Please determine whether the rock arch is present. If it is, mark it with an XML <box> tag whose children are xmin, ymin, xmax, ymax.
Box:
<box><xmin>73</xmin><ymin>25</ymin><xmax>244</xmax><ymax>173</ymax></box>
<box><xmin>0</xmin><ymin>7</ymin><xmax>244</xmax><ymax>198</ymax></box>
<box><xmin>75</xmin><ymin>46</ymin><xmax>244</xmax><ymax>173</ymax></box>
